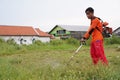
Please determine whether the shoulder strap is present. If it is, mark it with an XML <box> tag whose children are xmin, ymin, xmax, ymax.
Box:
<box><xmin>96</xmin><ymin>17</ymin><xmax>103</xmax><ymax>33</ymax></box>
<box><xmin>96</xmin><ymin>27</ymin><xmax>102</xmax><ymax>33</ymax></box>
<box><xmin>97</xmin><ymin>17</ymin><xmax>103</xmax><ymax>23</ymax></box>
<box><xmin>88</xmin><ymin>17</ymin><xmax>103</xmax><ymax>35</ymax></box>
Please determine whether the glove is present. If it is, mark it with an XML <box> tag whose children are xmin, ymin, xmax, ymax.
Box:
<box><xmin>80</xmin><ymin>38</ymin><xmax>86</xmax><ymax>45</ymax></box>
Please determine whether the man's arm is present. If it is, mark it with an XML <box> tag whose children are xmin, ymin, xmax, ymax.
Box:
<box><xmin>83</xmin><ymin>19</ymin><xmax>99</xmax><ymax>39</ymax></box>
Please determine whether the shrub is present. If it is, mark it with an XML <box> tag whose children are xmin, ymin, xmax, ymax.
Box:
<box><xmin>0</xmin><ymin>38</ymin><xmax>5</xmax><ymax>43</ymax></box>
<box><xmin>50</xmin><ymin>39</ymin><xmax>64</xmax><ymax>45</ymax></box>
<box><xmin>33</xmin><ymin>40</ymin><xmax>45</xmax><ymax>46</ymax></box>
<box><xmin>7</xmin><ymin>39</ymin><xmax>16</xmax><ymax>45</ymax></box>
<box><xmin>105</xmin><ymin>36</ymin><xmax>120</xmax><ymax>45</ymax></box>
<box><xmin>65</xmin><ymin>38</ymin><xmax>79</xmax><ymax>46</ymax></box>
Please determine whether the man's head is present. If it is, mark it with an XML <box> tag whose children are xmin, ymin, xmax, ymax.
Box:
<box><xmin>85</xmin><ymin>7</ymin><xmax>94</xmax><ymax>19</ymax></box>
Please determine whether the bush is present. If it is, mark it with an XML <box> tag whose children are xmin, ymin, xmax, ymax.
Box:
<box><xmin>50</xmin><ymin>39</ymin><xmax>64</xmax><ymax>45</ymax></box>
<box><xmin>105</xmin><ymin>36</ymin><xmax>120</xmax><ymax>45</ymax></box>
<box><xmin>33</xmin><ymin>40</ymin><xmax>45</xmax><ymax>46</ymax></box>
<box><xmin>7</xmin><ymin>39</ymin><xmax>16</xmax><ymax>45</ymax></box>
<box><xmin>0</xmin><ymin>38</ymin><xmax>5</xmax><ymax>43</ymax></box>
<box><xmin>65</xmin><ymin>38</ymin><xmax>79</xmax><ymax>46</ymax></box>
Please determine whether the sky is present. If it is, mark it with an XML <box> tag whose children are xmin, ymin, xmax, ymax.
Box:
<box><xmin>0</xmin><ymin>0</ymin><xmax>120</xmax><ymax>32</ymax></box>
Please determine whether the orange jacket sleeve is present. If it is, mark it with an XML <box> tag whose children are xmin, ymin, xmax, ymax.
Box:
<box><xmin>83</xmin><ymin>19</ymin><xmax>99</xmax><ymax>39</ymax></box>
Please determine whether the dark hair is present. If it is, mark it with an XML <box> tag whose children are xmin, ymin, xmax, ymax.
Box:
<box><xmin>85</xmin><ymin>7</ymin><xmax>94</xmax><ymax>13</ymax></box>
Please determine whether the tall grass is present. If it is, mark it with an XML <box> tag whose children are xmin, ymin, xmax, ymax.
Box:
<box><xmin>0</xmin><ymin>47</ymin><xmax>120</xmax><ymax>80</ymax></box>
<box><xmin>104</xmin><ymin>36</ymin><xmax>120</xmax><ymax>45</ymax></box>
<box><xmin>0</xmin><ymin>38</ymin><xmax>120</xmax><ymax>80</ymax></box>
<box><xmin>0</xmin><ymin>38</ymin><xmax>78</xmax><ymax>55</ymax></box>
<box><xmin>0</xmin><ymin>36</ymin><xmax>119</xmax><ymax>56</ymax></box>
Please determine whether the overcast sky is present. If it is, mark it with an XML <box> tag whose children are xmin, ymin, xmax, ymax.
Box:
<box><xmin>0</xmin><ymin>0</ymin><xmax>120</xmax><ymax>31</ymax></box>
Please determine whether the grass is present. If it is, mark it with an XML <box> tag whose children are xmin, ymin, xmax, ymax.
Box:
<box><xmin>0</xmin><ymin>38</ymin><xmax>120</xmax><ymax>80</ymax></box>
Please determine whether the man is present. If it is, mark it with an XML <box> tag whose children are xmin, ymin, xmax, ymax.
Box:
<box><xmin>81</xmin><ymin>7</ymin><xmax>108</xmax><ymax>65</ymax></box>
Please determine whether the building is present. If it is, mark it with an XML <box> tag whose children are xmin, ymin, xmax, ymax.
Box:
<box><xmin>0</xmin><ymin>25</ymin><xmax>50</xmax><ymax>45</ymax></box>
<box><xmin>35</xmin><ymin>28</ymin><xmax>51</xmax><ymax>42</ymax></box>
<box><xmin>49</xmin><ymin>25</ymin><xmax>88</xmax><ymax>39</ymax></box>
<box><xmin>113</xmin><ymin>27</ymin><xmax>120</xmax><ymax>37</ymax></box>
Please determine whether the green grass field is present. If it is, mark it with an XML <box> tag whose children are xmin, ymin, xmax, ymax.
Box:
<box><xmin>0</xmin><ymin>38</ymin><xmax>120</xmax><ymax>80</ymax></box>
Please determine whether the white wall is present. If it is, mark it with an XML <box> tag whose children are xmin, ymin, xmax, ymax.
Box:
<box><xmin>33</xmin><ymin>36</ymin><xmax>50</xmax><ymax>42</ymax></box>
<box><xmin>0</xmin><ymin>36</ymin><xmax>50</xmax><ymax>45</ymax></box>
<box><xmin>38</xmin><ymin>37</ymin><xmax>50</xmax><ymax>42</ymax></box>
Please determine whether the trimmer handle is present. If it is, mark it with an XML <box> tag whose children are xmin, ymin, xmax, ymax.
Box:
<box><xmin>80</xmin><ymin>41</ymin><xmax>86</xmax><ymax>45</ymax></box>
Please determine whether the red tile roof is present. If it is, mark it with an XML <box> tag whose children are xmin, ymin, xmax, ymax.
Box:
<box><xmin>0</xmin><ymin>25</ymin><xmax>50</xmax><ymax>37</ymax></box>
<box><xmin>35</xmin><ymin>28</ymin><xmax>50</xmax><ymax>37</ymax></box>
<box><xmin>0</xmin><ymin>25</ymin><xmax>37</xmax><ymax>36</ymax></box>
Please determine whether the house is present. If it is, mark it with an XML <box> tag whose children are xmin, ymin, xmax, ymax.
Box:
<box><xmin>113</xmin><ymin>27</ymin><xmax>120</xmax><ymax>37</ymax></box>
<box><xmin>35</xmin><ymin>28</ymin><xmax>51</xmax><ymax>42</ymax></box>
<box><xmin>49</xmin><ymin>25</ymin><xmax>89</xmax><ymax>39</ymax></box>
<box><xmin>0</xmin><ymin>25</ymin><xmax>50</xmax><ymax>44</ymax></box>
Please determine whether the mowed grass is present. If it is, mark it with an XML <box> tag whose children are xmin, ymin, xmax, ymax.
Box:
<box><xmin>0</xmin><ymin>38</ymin><xmax>120</xmax><ymax>80</ymax></box>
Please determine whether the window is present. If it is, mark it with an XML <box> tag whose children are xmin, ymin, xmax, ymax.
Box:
<box><xmin>20</xmin><ymin>38</ymin><xmax>23</xmax><ymax>44</ymax></box>
<box><xmin>57</xmin><ymin>30</ymin><xmax>66</xmax><ymax>34</ymax></box>
<box><xmin>24</xmin><ymin>40</ymin><xmax>27</xmax><ymax>42</ymax></box>
<box><xmin>32</xmin><ymin>38</ymin><xmax>35</xmax><ymax>42</ymax></box>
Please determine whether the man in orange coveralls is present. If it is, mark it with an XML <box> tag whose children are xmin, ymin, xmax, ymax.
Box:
<box><xmin>81</xmin><ymin>7</ymin><xmax>108</xmax><ymax>65</ymax></box>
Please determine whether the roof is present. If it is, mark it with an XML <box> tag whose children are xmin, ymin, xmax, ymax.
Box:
<box><xmin>35</xmin><ymin>28</ymin><xmax>50</xmax><ymax>37</ymax></box>
<box><xmin>113</xmin><ymin>27</ymin><xmax>120</xmax><ymax>33</ymax></box>
<box><xmin>49</xmin><ymin>25</ymin><xmax>89</xmax><ymax>33</ymax></box>
<box><xmin>0</xmin><ymin>25</ymin><xmax>37</xmax><ymax>36</ymax></box>
<box><xmin>0</xmin><ymin>25</ymin><xmax>50</xmax><ymax>37</ymax></box>
<box><xmin>49</xmin><ymin>34</ymin><xmax>55</xmax><ymax>39</ymax></box>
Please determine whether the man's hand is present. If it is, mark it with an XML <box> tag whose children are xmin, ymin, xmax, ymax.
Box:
<box><xmin>80</xmin><ymin>38</ymin><xmax>86</xmax><ymax>45</ymax></box>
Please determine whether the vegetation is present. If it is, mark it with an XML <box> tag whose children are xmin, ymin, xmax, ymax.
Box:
<box><xmin>104</xmin><ymin>36</ymin><xmax>120</xmax><ymax>45</ymax></box>
<box><xmin>0</xmin><ymin>37</ymin><xmax>120</xmax><ymax>80</ymax></box>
